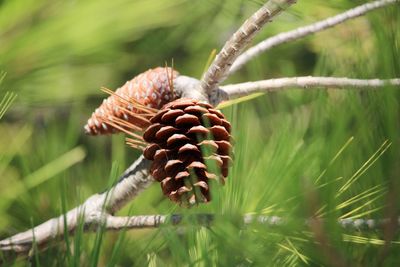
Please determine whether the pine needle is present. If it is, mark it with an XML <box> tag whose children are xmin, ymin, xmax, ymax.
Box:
<box><xmin>165</xmin><ymin>60</ymin><xmax>175</xmax><ymax>97</ymax></box>
<box><xmin>216</xmin><ymin>92</ymin><xmax>265</xmax><ymax>109</ymax></box>
<box><xmin>202</xmin><ymin>49</ymin><xmax>217</xmax><ymax>77</ymax></box>
<box><xmin>315</xmin><ymin>137</ymin><xmax>354</xmax><ymax>184</ymax></box>
<box><xmin>342</xmin><ymin>234</ymin><xmax>400</xmax><ymax>245</ymax></box>
<box><xmin>277</xmin><ymin>243</ymin><xmax>309</xmax><ymax>265</ymax></box>
<box><xmin>336</xmin><ymin>140</ymin><xmax>391</xmax><ymax>196</ymax></box>
<box><xmin>336</xmin><ymin>185</ymin><xmax>385</xmax><ymax>211</ymax></box>
<box><xmin>101</xmin><ymin>87</ymin><xmax>157</xmax><ymax>113</ymax></box>
<box><xmin>0</xmin><ymin>92</ymin><xmax>17</xmax><ymax>120</ymax></box>
<box><xmin>105</xmin><ymin>119</ymin><xmax>144</xmax><ymax>140</ymax></box>
<box><xmin>339</xmin><ymin>195</ymin><xmax>383</xmax><ymax>219</ymax></box>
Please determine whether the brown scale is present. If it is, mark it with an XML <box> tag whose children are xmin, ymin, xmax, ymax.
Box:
<box><xmin>84</xmin><ymin>67</ymin><xmax>179</xmax><ymax>136</ymax></box>
<box><xmin>142</xmin><ymin>98</ymin><xmax>233</xmax><ymax>205</ymax></box>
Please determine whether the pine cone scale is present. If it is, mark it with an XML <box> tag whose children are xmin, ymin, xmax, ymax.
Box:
<box><xmin>161</xmin><ymin>109</ymin><xmax>185</xmax><ymax>122</ymax></box>
<box><xmin>142</xmin><ymin>123</ymin><xmax>163</xmax><ymax>142</ymax></box>
<box><xmin>166</xmin><ymin>134</ymin><xmax>191</xmax><ymax>148</ymax></box>
<box><xmin>175</xmin><ymin>171</ymin><xmax>190</xmax><ymax>180</ymax></box>
<box><xmin>143</xmin><ymin>143</ymin><xmax>159</xmax><ymax>160</ymax></box>
<box><xmin>175</xmin><ymin>114</ymin><xmax>201</xmax><ymax>128</ymax></box>
<box><xmin>202</xmin><ymin>113</ymin><xmax>222</xmax><ymax>126</ymax></box>
<box><xmin>165</xmin><ymin>160</ymin><xmax>184</xmax><ymax>173</ymax></box>
<box><xmin>153</xmin><ymin>149</ymin><xmax>175</xmax><ymax>162</ymax></box>
<box><xmin>184</xmin><ymin>106</ymin><xmax>209</xmax><ymax>115</ymax></box>
<box><xmin>179</xmin><ymin>143</ymin><xmax>200</xmax><ymax>154</ymax></box>
<box><xmin>150</xmin><ymin>109</ymin><xmax>169</xmax><ymax>123</ymax></box>
<box><xmin>187</xmin><ymin>125</ymin><xmax>209</xmax><ymax>136</ymax></box>
<box><xmin>215</xmin><ymin>140</ymin><xmax>232</xmax><ymax>155</ymax></box>
<box><xmin>155</xmin><ymin>126</ymin><xmax>179</xmax><ymax>141</ymax></box>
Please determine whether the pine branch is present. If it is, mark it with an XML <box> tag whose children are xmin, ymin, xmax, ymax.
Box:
<box><xmin>69</xmin><ymin>214</ymin><xmax>400</xmax><ymax>231</ymax></box>
<box><xmin>200</xmin><ymin>0</ymin><xmax>297</xmax><ymax>106</ymax></box>
<box><xmin>174</xmin><ymin>75</ymin><xmax>208</xmax><ymax>102</ymax></box>
<box><xmin>229</xmin><ymin>0</ymin><xmax>399</xmax><ymax>74</ymax></box>
<box><xmin>2</xmin><ymin>213</ymin><xmax>397</xmax><ymax>255</ymax></box>
<box><xmin>219</xmin><ymin>77</ymin><xmax>400</xmax><ymax>100</ymax></box>
<box><xmin>0</xmin><ymin>156</ymin><xmax>152</xmax><ymax>255</ymax></box>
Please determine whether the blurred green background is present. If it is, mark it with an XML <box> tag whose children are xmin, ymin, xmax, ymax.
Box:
<box><xmin>1</xmin><ymin>0</ymin><xmax>399</xmax><ymax>266</ymax></box>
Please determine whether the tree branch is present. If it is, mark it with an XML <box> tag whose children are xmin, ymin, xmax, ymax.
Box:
<box><xmin>219</xmin><ymin>77</ymin><xmax>400</xmax><ymax>100</ymax></box>
<box><xmin>174</xmin><ymin>75</ymin><xmax>207</xmax><ymax>102</ymax></box>
<box><xmin>104</xmin><ymin>214</ymin><xmax>400</xmax><ymax>232</ymax></box>
<box><xmin>200</xmin><ymin>0</ymin><xmax>297</xmax><ymax>106</ymax></box>
<box><xmin>229</xmin><ymin>0</ymin><xmax>399</xmax><ymax>74</ymax></box>
<box><xmin>2</xmin><ymin>213</ymin><xmax>397</xmax><ymax>253</ymax></box>
<box><xmin>106</xmin><ymin>156</ymin><xmax>152</xmax><ymax>213</ymax></box>
<box><xmin>0</xmin><ymin>156</ymin><xmax>152</xmax><ymax>255</ymax></box>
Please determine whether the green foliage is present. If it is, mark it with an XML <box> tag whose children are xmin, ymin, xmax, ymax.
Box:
<box><xmin>1</xmin><ymin>0</ymin><xmax>399</xmax><ymax>266</ymax></box>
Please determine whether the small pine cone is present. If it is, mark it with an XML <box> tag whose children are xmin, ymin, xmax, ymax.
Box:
<box><xmin>85</xmin><ymin>67</ymin><xmax>179</xmax><ymax>135</ymax></box>
<box><xmin>143</xmin><ymin>98</ymin><xmax>233</xmax><ymax>205</ymax></box>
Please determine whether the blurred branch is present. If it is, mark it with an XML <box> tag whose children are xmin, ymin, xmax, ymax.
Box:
<box><xmin>219</xmin><ymin>77</ymin><xmax>400</xmax><ymax>100</ymax></box>
<box><xmin>200</xmin><ymin>0</ymin><xmax>297</xmax><ymax>106</ymax></box>
<box><xmin>229</xmin><ymin>0</ymin><xmax>399</xmax><ymax>74</ymax></box>
<box><xmin>85</xmin><ymin>215</ymin><xmax>400</xmax><ymax>232</ymax></box>
<box><xmin>2</xmin><ymin>213</ymin><xmax>397</xmax><ymax>256</ymax></box>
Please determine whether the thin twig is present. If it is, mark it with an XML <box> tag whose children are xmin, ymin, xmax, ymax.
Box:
<box><xmin>229</xmin><ymin>0</ymin><xmax>399</xmax><ymax>74</ymax></box>
<box><xmin>219</xmin><ymin>77</ymin><xmax>400</xmax><ymax>100</ymax></box>
<box><xmin>200</xmin><ymin>0</ymin><xmax>297</xmax><ymax>106</ymax></box>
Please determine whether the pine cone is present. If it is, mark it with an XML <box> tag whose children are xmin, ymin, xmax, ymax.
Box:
<box><xmin>85</xmin><ymin>67</ymin><xmax>178</xmax><ymax>135</ymax></box>
<box><xmin>143</xmin><ymin>98</ymin><xmax>233</xmax><ymax>205</ymax></box>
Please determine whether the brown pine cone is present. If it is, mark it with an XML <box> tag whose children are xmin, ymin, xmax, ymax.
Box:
<box><xmin>85</xmin><ymin>67</ymin><xmax>179</xmax><ymax>135</ymax></box>
<box><xmin>143</xmin><ymin>98</ymin><xmax>233</xmax><ymax>205</ymax></box>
